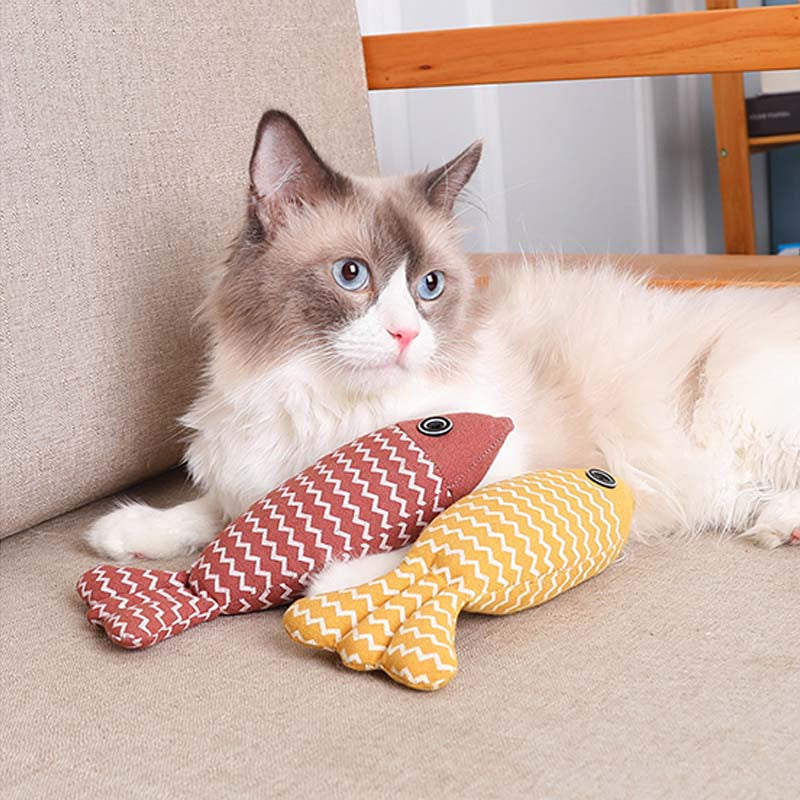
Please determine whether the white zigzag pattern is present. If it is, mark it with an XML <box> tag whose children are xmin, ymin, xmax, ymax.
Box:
<box><xmin>314</xmin><ymin>459</ymin><xmax>371</xmax><ymax>550</ymax></box>
<box><xmin>446</xmin><ymin>500</ymin><xmax>525</xmax><ymax>584</ymax></box>
<box><xmin>405</xmin><ymin>604</ymin><xmax>456</xmax><ymax>641</ymax></box>
<box><xmin>387</xmin><ymin>427</ymin><xmax>445</xmax><ymax>525</ymax></box>
<box><xmin>118</xmin><ymin>568</ymin><xmax>141</xmax><ymax>596</ymax></box>
<box><xmin>195</xmin><ymin>495</ymin><xmax>299</xmax><ymax>607</ymax></box>
<box><xmin>229</xmin><ymin>511</ymin><xmax>276</xmax><ymax>601</ymax></box>
<box><xmin>548</xmin><ymin>472</ymin><xmax>623</xmax><ymax>578</ymax></box>
<box><xmin>277</xmin><ymin>482</ymin><xmax>331</xmax><ymax>570</ymax></box>
<box><xmin>339</xmin><ymin>650</ymin><xmax>370</xmax><ymax>667</ymax></box>
<box><xmin>295</xmin><ymin>472</ymin><xmax>350</xmax><ymax>554</ymax></box>
<box><xmin>428</xmin><ymin>565</ymin><xmax>476</xmax><ymax>602</ymax></box>
<box><xmin>564</xmin><ymin>472</ymin><xmax>622</xmax><ymax>556</ymax></box>
<box><xmin>343</xmin><ymin>577</ymin><xmax>436</xmax><ymax>654</ymax></box>
<box><xmin>351</xmin><ymin>436</ymin><xmax>407</xmax><ymax>541</ymax></box>
<box><xmin>378</xmin><ymin>431</ymin><xmax>426</xmax><ymax>504</ymax></box>
<box><xmin>364</xmin><ymin>434</ymin><xmax>412</xmax><ymax>516</ymax></box>
<box><xmin>257</xmin><ymin>495</ymin><xmax>310</xmax><ymax>573</ymax></box>
<box><xmin>536</xmin><ymin>474</ymin><xmax>609</xmax><ymax>581</ymax></box>
<box><xmin>193</xmin><ymin>542</ymin><xmax>233</xmax><ymax>608</ymax></box>
<box><xmin>288</xmin><ymin>627</ymin><xmax>335</xmax><ymax>651</ymax></box>
<box><xmin>331</xmin><ymin>448</ymin><xmax>391</xmax><ymax>550</ymax></box>
<box><xmin>496</xmin><ymin>484</ymin><xmax>557</xmax><ymax>574</ymax></box>
<box><xmin>214</xmin><ymin>539</ymin><xmax>257</xmax><ymax>598</ymax></box>
<box><xmin>529</xmin><ymin>477</ymin><xmax>593</xmax><ymax>586</ymax></box>
<box><xmin>505</xmin><ymin>479</ymin><xmax>574</xmax><ymax>569</ymax></box>
<box><xmin>469</xmin><ymin>503</ymin><xmax>529</xmax><ymax>584</ymax></box>
<box><xmin>384</xmin><ymin>641</ymin><xmax>456</xmax><ymax>673</ymax></box>
<box><xmin>425</xmin><ymin>536</ymin><xmax>494</xmax><ymax>597</ymax></box>
<box><xmin>81</xmin><ymin>566</ymin><xmax>221</xmax><ymax>648</ymax></box>
<box><xmin>482</xmin><ymin>489</ymin><xmax>541</xmax><ymax>573</ymax></box>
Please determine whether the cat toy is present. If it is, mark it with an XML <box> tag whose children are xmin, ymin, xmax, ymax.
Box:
<box><xmin>284</xmin><ymin>467</ymin><xmax>633</xmax><ymax>691</ymax></box>
<box><xmin>77</xmin><ymin>413</ymin><xmax>513</xmax><ymax>649</ymax></box>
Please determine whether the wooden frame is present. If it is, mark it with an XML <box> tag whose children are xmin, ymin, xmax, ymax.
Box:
<box><xmin>472</xmin><ymin>254</ymin><xmax>800</xmax><ymax>291</ymax></box>
<box><xmin>362</xmin><ymin>5</ymin><xmax>800</xmax><ymax>287</ymax></box>
<box><xmin>362</xmin><ymin>6</ymin><xmax>800</xmax><ymax>89</ymax></box>
<box><xmin>706</xmin><ymin>1</ymin><xmax>800</xmax><ymax>254</ymax></box>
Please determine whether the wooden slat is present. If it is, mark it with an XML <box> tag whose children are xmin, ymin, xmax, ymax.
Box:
<box><xmin>362</xmin><ymin>6</ymin><xmax>800</xmax><ymax>89</ymax></box>
<box><xmin>749</xmin><ymin>132</ymin><xmax>800</xmax><ymax>153</ymax></box>
<box><xmin>710</xmin><ymin>70</ymin><xmax>756</xmax><ymax>254</ymax></box>
<box><xmin>470</xmin><ymin>254</ymin><xmax>800</xmax><ymax>291</ymax></box>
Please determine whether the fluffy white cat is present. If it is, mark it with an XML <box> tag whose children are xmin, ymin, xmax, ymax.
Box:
<box><xmin>87</xmin><ymin>110</ymin><xmax>800</xmax><ymax>592</ymax></box>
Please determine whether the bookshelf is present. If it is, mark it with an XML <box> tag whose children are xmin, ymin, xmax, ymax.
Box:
<box><xmin>748</xmin><ymin>132</ymin><xmax>800</xmax><ymax>152</ymax></box>
<box><xmin>707</xmin><ymin>0</ymin><xmax>800</xmax><ymax>253</ymax></box>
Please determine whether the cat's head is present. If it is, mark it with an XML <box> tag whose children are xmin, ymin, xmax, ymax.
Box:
<box><xmin>210</xmin><ymin>110</ymin><xmax>482</xmax><ymax>392</ymax></box>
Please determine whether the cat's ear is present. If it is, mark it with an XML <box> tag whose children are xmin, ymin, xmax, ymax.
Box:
<box><xmin>422</xmin><ymin>141</ymin><xmax>483</xmax><ymax>213</ymax></box>
<box><xmin>248</xmin><ymin>110</ymin><xmax>347</xmax><ymax>239</ymax></box>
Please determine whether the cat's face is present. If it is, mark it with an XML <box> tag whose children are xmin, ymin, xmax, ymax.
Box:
<box><xmin>211</xmin><ymin>111</ymin><xmax>482</xmax><ymax>392</ymax></box>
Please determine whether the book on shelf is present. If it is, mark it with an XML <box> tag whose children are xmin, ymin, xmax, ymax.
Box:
<box><xmin>746</xmin><ymin>91</ymin><xmax>800</xmax><ymax>137</ymax></box>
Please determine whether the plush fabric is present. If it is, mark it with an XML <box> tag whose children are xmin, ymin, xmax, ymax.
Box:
<box><xmin>285</xmin><ymin>469</ymin><xmax>634</xmax><ymax>690</ymax></box>
<box><xmin>0</xmin><ymin>0</ymin><xmax>377</xmax><ymax>538</ymax></box>
<box><xmin>77</xmin><ymin>414</ymin><xmax>513</xmax><ymax>648</ymax></box>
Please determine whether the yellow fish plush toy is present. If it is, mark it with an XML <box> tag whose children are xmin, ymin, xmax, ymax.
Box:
<box><xmin>284</xmin><ymin>468</ymin><xmax>634</xmax><ymax>691</ymax></box>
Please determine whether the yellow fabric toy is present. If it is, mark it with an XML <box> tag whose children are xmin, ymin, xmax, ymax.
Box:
<box><xmin>284</xmin><ymin>468</ymin><xmax>634</xmax><ymax>691</ymax></box>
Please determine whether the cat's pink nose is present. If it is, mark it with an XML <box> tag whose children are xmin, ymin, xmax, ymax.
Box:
<box><xmin>388</xmin><ymin>327</ymin><xmax>419</xmax><ymax>352</ymax></box>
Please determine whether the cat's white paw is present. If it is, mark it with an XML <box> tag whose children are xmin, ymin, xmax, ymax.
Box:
<box><xmin>744</xmin><ymin>526</ymin><xmax>800</xmax><ymax>550</ymax></box>
<box><xmin>745</xmin><ymin>528</ymin><xmax>800</xmax><ymax>550</ymax></box>
<box><xmin>306</xmin><ymin>546</ymin><xmax>410</xmax><ymax>596</ymax></box>
<box><xmin>85</xmin><ymin>497</ymin><xmax>223</xmax><ymax>561</ymax></box>
<box><xmin>742</xmin><ymin>491</ymin><xmax>800</xmax><ymax>550</ymax></box>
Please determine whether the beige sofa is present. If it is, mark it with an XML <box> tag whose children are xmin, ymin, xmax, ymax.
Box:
<box><xmin>2</xmin><ymin>3</ymin><xmax>796</xmax><ymax>797</ymax></box>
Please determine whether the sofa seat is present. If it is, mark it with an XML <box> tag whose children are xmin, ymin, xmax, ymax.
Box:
<box><xmin>2</xmin><ymin>471</ymin><xmax>796</xmax><ymax>798</ymax></box>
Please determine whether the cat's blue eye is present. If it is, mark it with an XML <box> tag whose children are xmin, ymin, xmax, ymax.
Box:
<box><xmin>417</xmin><ymin>270</ymin><xmax>445</xmax><ymax>301</ymax></box>
<box><xmin>332</xmin><ymin>258</ymin><xmax>370</xmax><ymax>291</ymax></box>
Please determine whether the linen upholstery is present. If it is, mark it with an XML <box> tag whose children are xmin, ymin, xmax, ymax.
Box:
<box><xmin>2</xmin><ymin>471</ymin><xmax>797</xmax><ymax>798</ymax></box>
<box><xmin>0</xmin><ymin>0</ymin><xmax>377</xmax><ymax>536</ymax></box>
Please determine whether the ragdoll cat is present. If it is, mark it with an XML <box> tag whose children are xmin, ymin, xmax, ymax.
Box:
<box><xmin>87</xmin><ymin>109</ymin><xmax>800</xmax><ymax>594</ymax></box>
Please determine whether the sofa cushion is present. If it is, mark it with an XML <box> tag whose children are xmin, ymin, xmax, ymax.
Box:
<box><xmin>0</xmin><ymin>0</ymin><xmax>376</xmax><ymax>536</ymax></box>
<box><xmin>1</xmin><ymin>471</ymin><xmax>796</xmax><ymax>797</ymax></box>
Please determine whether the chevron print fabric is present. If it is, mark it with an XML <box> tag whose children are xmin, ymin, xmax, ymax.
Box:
<box><xmin>284</xmin><ymin>469</ymin><xmax>634</xmax><ymax>691</ymax></box>
<box><xmin>77</xmin><ymin>414</ymin><xmax>513</xmax><ymax>649</ymax></box>
<box><xmin>77</xmin><ymin>566</ymin><xmax>220</xmax><ymax>649</ymax></box>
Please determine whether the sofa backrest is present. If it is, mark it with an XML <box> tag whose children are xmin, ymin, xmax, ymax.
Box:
<box><xmin>0</xmin><ymin>0</ymin><xmax>377</xmax><ymax>537</ymax></box>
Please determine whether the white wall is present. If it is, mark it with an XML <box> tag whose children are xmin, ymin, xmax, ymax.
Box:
<box><xmin>357</xmin><ymin>0</ymin><xmax>769</xmax><ymax>255</ymax></box>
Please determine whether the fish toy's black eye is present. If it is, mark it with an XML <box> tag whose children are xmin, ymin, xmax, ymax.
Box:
<box><xmin>417</xmin><ymin>416</ymin><xmax>453</xmax><ymax>436</ymax></box>
<box><xmin>586</xmin><ymin>468</ymin><xmax>617</xmax><ymax>489</ymax></box>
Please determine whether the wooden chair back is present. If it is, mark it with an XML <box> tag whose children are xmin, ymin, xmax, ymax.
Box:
<box><xmin>361</xmin><ymin>4</ymin><xmax>800</xmax><ymax>288</ymax></box>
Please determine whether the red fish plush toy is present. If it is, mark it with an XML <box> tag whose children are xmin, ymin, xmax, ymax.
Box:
<box><xmin>77</xmin><ymin>413</ymin><xmax>513</xmax><ymax>649</ymax></box>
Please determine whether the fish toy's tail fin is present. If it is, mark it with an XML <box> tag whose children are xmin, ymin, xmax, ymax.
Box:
<box><xmin>375</xmin><ymin>580</ymin><xmax>467</xmax><ymax>691</ymax></box>
<box><xmin>283</xmin><ymin>555</ymin><xmax>469</xmax><ymax>691</ymax></box>
<box><xmin>77</xmin><ymin>565</ymin><xmax>220</xmax><ymax>649</ymax></box>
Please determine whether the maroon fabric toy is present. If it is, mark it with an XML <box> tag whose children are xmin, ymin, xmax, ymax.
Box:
<box><xmin>77</xmin><ymin>413</ymin><xmax>513</xmax><ymax>649</ymax></box>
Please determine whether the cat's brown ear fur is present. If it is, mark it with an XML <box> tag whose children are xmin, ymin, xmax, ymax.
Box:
<box><xmin>248</xmin><ymin>110</ymin><xmax>348</xmax><ymax>240</ymax></box>
<box><xmin>423</xmin><ymin>141</ymin><xmax>483</xmax><ymax>213</ymax></box>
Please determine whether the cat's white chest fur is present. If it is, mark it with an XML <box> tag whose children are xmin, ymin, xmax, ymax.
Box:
<box><xmin>181</xmin><ymin>341</ymin><xmax>528</xmax><ymax>521</ymax></box>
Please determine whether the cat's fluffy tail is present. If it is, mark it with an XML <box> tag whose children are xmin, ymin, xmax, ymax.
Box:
<box><xmin>283</xmin><ymin>557</ymin><xmax>468</xmax><ymax>691</ymax></box>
